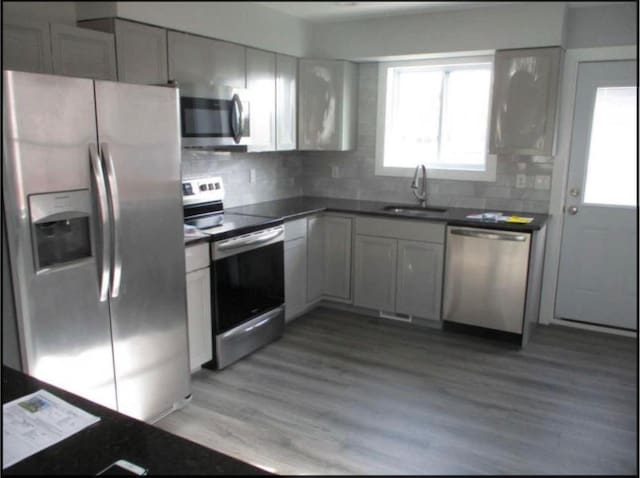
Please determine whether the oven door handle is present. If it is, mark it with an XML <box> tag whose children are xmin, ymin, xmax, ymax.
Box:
<box><xmin>222</xmin><ymin>307</ymin><xmax>282</xmax><ymax>339</ymax></box>
<box><xmin>217</xmin><ymin>227</ymin><xmax>283</xmax><ymax>251</ymax></box>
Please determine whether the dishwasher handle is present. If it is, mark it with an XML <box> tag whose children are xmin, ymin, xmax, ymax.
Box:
<box><xmin>450</xmin><ymin>229</ymin><xmax>528</xmax><ymax>242</ymax></box>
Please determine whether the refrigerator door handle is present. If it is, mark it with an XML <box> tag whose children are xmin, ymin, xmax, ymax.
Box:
<box><xmin>89</xmin><ymin>144</ymin><xmax>111</xmax><ymax>302</ymax></box>
<box><xmin>101</xmin><ymin>142</ymin><xmax>122</xmax><ymax>298</ymax></box>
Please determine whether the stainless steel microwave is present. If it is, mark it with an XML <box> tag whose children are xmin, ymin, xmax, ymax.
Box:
<box><xmin>178</xmin><ymin>83</ymin><xmax>251</xmax><ymax>149</ymax></box>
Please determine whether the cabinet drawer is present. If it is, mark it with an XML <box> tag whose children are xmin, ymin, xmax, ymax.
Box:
<box><xmin>355</xmin><ymin>216</ymin><xmax>445</xmax><ymax>243</ymax></box>
<box><xmin>284</xmin><ymin>218</ymin><xmax>307</xmax><ymax>241</ymax></box>
<box><xmin>185</xmin><ymin>243</ymin><xmax>209</xmax><ymax>272</ymax></box>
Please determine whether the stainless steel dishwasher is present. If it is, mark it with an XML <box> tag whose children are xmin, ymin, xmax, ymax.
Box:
<box><xmin>443</xmin><ymin>226</ymin><xmax>531</xmax><ymax>334</ymax></box>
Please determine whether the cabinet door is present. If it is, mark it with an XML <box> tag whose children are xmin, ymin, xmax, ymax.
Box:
<box><xmin>186</xmin><ymin>268</ymin><xmax>212</xmax><ymax>372</ymax></box>
<box><xmin>285</xmin><ymin>237</ymin><xmax>308</xmax><ymax>322</ymax></box>
<box><xmin>396</xmin><ymin>240</ymin><xmax>443</xmax><ymax>320</ymax></box>
<box><xmin>306</xmin><ymin>215</ymin><xmax>325</xmax><ymax>304</ymax></box>
<box><xmin>298</xmin><ymin>59</ymin><xmax>357</xmax><ymax>151</ymax></box>
<box><xmin>276</xmin><ymin>54</ymin><xmax>297</xmax><ymax>151</ymax></box>
<box><xmin>247</xmin><ymin>48</ymin><xmax>276</xmax><ymax>151</ymax></box>
<box><xmin>354</xmin><ymin>235</ymin><xmax>397</xmax><ymax>312</ymax></box>
<box><xmin>115</xmin><ymin>20</ymin><xmax>168</xmax><ymax>84</ymax></box>
<box><xmin>168</xmin><ymin>31</ymin><xmax>245</xmax><ymax>88</ymax></box>
<box><xmin>489</xmin><ymin>47</ymin><xmax>562</xmax><ymax>156</ymax></box>
<box><xmin>50</xmin><ymin>23</ymin><xmax>116</xmax><ymax>80</ymax></box>
<box><xmin>298</xmin><ymin>59</ymin><xmax>342</xmax><ymax>150</ymax></box>
<box><xmin>2</xmin><ymin>19</ymin><xmax>52</xmax><ymax>73</ymax></box>
<box><xmin>323</xmin><ymin>215</ymin><xmax>352</xmax><ymax>301</ymax></box>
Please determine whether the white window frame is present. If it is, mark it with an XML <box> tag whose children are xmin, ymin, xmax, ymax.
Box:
<box><xmin>375</xmin><ymin>55</ymin><xmax>497</xmax><ymax>181</ymax></box>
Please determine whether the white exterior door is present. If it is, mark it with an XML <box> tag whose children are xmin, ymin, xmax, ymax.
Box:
<box><xmin>555</xmin><ymin>60</ymin><xmax>637</xmax><ymax>330</ymax></box>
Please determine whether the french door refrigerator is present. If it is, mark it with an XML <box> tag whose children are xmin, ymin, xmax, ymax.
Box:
<box><xmin>2</xmin><ymin>70</ymin><xmax>190</xmax><ymax>422</ymax></box>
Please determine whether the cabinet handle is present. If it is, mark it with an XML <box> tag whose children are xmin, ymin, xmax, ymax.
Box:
<box><xmin>450</xmin><ymin>229</ymin><xmax>527</xmax><ymax>242</ymax></box>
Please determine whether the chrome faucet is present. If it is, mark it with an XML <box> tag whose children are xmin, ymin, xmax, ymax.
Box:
<box><xmin>410</xmin><ymin>164</ymin><xmax>427</xmax><ymax>207</ymax></box>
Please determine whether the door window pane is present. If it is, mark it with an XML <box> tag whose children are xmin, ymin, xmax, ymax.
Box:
<box><xmin>583</xmin><ymin>87</ymin><xmax>637</xmax><ymax>206</ymax></box>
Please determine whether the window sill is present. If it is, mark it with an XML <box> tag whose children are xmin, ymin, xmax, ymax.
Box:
<box><xmin>374</xmin><ymin>155</ymin><xmax>497</xmax><ymax>182</ymax></box>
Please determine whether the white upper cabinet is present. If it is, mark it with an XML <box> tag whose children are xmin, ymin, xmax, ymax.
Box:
<box><xmin>168</xmin><ymin>30</ymin><xmax>245</xmax><ymax>88</ymax></box>
<box><xmin>298</xmin><ymin>59</ymin><xmax>358</xmax><ymax>151</ymax></box>
<box><xmin>80</xmin><ymin>19</ymin><xmax>168</xmax><ymax>85</ymax></box>
<box><xmin>247</xmin><ymin>47</ymin><xmax>277</xmax><ymax>152</ymax></box>
<box><xmin>489</xmin><ymin>46</ymin><xmax>562</xmax><ymax>156</ymax></box>
<box><xmin>50</xmin><ymin>23</ymin><xmax>116</xmax><ymax>80</ymax></box>
<box><xmin>276</xmin><ymin>54</ymin><xmax>297</xmax><ymax>151</ymax></box>
<box><xmin>2</xmin><ymin>18</ymin><xmax>53</xmax><ymax>74</ymax></box>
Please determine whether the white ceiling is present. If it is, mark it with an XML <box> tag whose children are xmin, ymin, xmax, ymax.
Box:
<box><xmin>256</xmin><ymin>1</ymin><xmax>630</xmax><ymax>22</ymax></box>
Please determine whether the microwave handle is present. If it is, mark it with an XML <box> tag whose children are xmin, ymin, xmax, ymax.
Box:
<box><xmin>230</xmin><ymin>93</ymin><xmax>243</xmax><ymax>144</ymax></box>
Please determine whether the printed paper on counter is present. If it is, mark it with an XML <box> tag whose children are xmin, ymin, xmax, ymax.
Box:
<box><xmin>3</xmin><ymin>389</ymin><xmax>100</xmax><ymax>469</ymax></box>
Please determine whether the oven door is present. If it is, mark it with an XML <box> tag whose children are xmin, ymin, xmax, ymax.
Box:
<box><xmin>179</xmin><ymin>84</ymin><xmax>251</xmax><ymax>148</ymax></box>
<box><xmin>211</xmin><ymin>230</ymin><xmax>284</xmax><ymax>334</ymax></box>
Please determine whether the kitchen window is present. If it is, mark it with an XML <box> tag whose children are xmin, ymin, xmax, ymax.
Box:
<box><xmin>375</xmin><ymin>55</ymin><xmax>496</xmax><ymax>181</ymax></box>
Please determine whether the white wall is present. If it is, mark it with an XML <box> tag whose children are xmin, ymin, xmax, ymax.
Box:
<box><xmin>3</xmin><ymin>1</ymin><xmax>77</xmax><ymax>24</ymax></box>
<box><xmin>308</xmin><ymin>3</ymin><xmax>568</xmax><ymax>61</ymax></box>
<box><xmin>566</xmin><ymin>3</ymin><xmax>637</xmax><ymax>49</ymax></box>
<box><xmin>86</xmin><ymin>1</ymin><xmax>312</xmax><ymax>58</ymax></box>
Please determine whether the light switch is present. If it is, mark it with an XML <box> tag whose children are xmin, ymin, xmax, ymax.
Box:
<box><xmin>515</xmin><ymin>174</ymin><xmax>527</xmax><ymax>189</ymax></box>
<box><xmin>331</xmin><ymin>166</ymin><xmax>340</xmax><ymax>178</ymax></box>
<box><xmin>250</xmin><ymin>169</ymin><xmax>256</xmax><ymax>184</ymax></box>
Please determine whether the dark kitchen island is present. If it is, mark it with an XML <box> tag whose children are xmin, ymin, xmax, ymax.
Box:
<box><xmin>2</xmin><ymin>366</ymin><xmax>269</xmax><ymax>475</ymax></box>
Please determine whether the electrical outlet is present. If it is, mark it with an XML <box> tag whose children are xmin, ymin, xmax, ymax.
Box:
<box><xmin>249</xmin><ymin>168</ymin><xmax>256</xmax><ymax>184</ymax></box>
<box><xmin>534</xmin><ymin>175</ymin><xmax>551</xmax><ymax>190</ymax></box>
<box><xmin>515</xmin><ymin>174</ymin><xmax>527</xmax><ymax>189</ymax></box>
<box><xmin>331</xmin><ymin>165</ymin><xmax>340</xmax><ymax>178</ymax></box>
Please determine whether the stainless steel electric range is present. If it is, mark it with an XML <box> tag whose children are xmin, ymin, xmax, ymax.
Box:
<box><xmin>183</xmin><ymin>176</ymin><xmax>285</xmax><ymax>369</ymax></box>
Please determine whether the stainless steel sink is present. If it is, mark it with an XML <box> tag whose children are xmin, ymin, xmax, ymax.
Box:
<box><xmin>382</xmin><ymin>205</ymin><xmax>448</xmax><ymax>215</ymax></box>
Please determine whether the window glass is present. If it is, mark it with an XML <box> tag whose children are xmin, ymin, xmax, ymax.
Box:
<box><xmin>385</xmin><ymin>68</ymin><xmax>442</xmax><ymax>168</ymax></box>
<box><xmin>381</xmin><ymin>60</ymin><xmax>492</xmax><ymax>175</ymax></box>
<box><xmin>583</xmin><ymin>87</ymin><xmax>637</xmax><ymax>207</ymax></box>
<box><xmin>439</xmin><ymin>68</ymin><xmax>492</xmax><ymax>170</ymax></box>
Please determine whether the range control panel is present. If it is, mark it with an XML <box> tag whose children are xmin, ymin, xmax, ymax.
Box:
<box><xmin>182</xmin><ymin>176</ymin><xmax>224</xmax><ymax>205</ymax></box>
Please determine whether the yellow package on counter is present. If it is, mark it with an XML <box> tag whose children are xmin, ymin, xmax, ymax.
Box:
<box><xmin>504</xmin><ymin>216</ymin><xmax>534</xmax><ymax>224</ymax></box>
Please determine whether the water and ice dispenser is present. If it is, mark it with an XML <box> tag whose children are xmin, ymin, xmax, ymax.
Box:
<box><xmin>29</xmin><ymin>190</ymin><xmax>93</xmax><ymax>270</ymax></box>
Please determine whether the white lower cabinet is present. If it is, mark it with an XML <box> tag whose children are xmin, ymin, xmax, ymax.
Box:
<box><xmin>354</xmin><ymin>235</ymin><xmax>397</xmax><ymax>312</ymax></box>
<box><xmin>306</xmin><ymin>213</ymin><xmax>353</xmax><ymax>304</ymax></box>
<box><xmin>185</xmin><ymin>243</ymin><xmax>212</xmax><ymax>372</ymax></box>
<box><xmin>306</xmin><ymin>215</ymin><xmax>324</xmax><ymax>304</ymax></box>
<box><xmin>322</xmin><ymin>215</ymin><xmax>352</xmax><ymax>301</ymax></box>
<box><xmin>354</xmin><ymin>217</ymin><xmax>445</xmax><ymax>321</ymax></box>
<box><xmin>284</xmin><ymin>238</ymin><xmax>308</xmax><ymax>322</ymax></box>
<box><xmin>284</xmin><ymin>217</ymin><xmax>309</xmax><ymax>322</ymax></box>
<box><xmin>395</xmin><ymin>240</ymin><xmax>443</xmax><ymax>319</ymax></box>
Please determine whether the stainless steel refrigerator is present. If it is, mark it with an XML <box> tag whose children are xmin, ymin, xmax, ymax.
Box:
<box><xmin>2</xmin><ymin>70</ymin><xmax>190</xmax><ymax>422</ymax></box>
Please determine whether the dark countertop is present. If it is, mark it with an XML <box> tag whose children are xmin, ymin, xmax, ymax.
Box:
<box><xmin>225</xmin><ymin>196</ymin><xmax>548</xmax><ymax>232</ymax></box>
<box><xmin>2</xmin><ymin>366</ymin><xmax>269</xmax><ymax>476</ymax></box>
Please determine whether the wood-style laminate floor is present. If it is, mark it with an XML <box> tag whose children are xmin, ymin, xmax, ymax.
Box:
<box><xmin>156</xmin><ymin>307</ymin><xmax>638</xmax><ymax>475</ymax></box>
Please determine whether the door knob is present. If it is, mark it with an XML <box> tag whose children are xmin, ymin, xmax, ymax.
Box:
<box><xmin>566</xmin><ymin>205</ymin><xmax>579</xmax><ymax>215</ymax></box>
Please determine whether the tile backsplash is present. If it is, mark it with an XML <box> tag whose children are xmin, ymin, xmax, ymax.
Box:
<box><xmin>299</xmin><ymin>63</ymin><xmax>553</xmax><ymax>213</ymax></box>
<box><xmin>182</xmin><ymin>150</ymin><xmax>303</xmax><ymax>208</ymax></box>
<box><xmin>181</xmin><ymin>62</ymin><xmax>552</xmax><ymax>214</ymax></box>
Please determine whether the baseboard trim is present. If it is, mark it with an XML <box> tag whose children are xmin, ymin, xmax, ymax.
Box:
<box><xmin>550</xmin><ymin>319</ymin><xmax>637</xmax><ymax>338</ymax></box>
